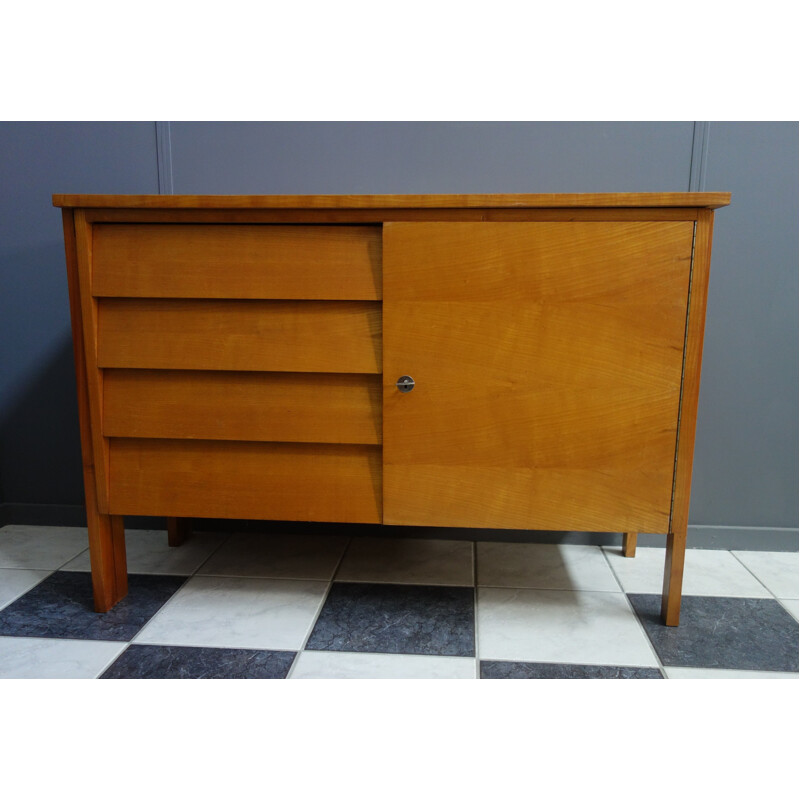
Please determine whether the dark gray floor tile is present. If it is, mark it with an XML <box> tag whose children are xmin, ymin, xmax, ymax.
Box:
<box><xmin>629</xmin><ymin>594</ymin><xmax>799</xmax><ymax>673</ymax></box>
<box><xmin>480</xmin><ymin>660</ymin><xmax>663</xmax><ymax>679</ymax></box>
<box><xmin>0</xmin><ymin>572</ymin><xmax>185</xmax><ymax>642</ymax></box>
<box><xmin>100</xmin><ymin>644</ymin><xmax>296</xmax><ymax>679</ymax></box>
<box><xmin>306</xmin><ymin>582</ymin><xmax>475</xmax><ymax>656</ymax></box>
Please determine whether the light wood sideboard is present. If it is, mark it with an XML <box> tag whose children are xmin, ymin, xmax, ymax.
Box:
<box><xmin>53</xmin><ymin>192</ymin><xmax>730</xmax><ymax>625</ymax></box>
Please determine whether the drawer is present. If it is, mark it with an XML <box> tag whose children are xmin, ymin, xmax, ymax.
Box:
<box><xmin>92</xmin><ymin>224</ymin><xmax>382</xmax><ymax>300</ymax></box>
<box><xmin>103</xmin><ymin>369</ymin><xmax>382</xmax><ymax>444</ymax></box>
<box><xmin>96</xmin><ymin>298</ymin><xmax>382</xmax><ymax>373</ymax></box>
<box><xmin>108</xmin><ymin>439</ymin><xmax>382</xmax><ymax>523</ymax></box>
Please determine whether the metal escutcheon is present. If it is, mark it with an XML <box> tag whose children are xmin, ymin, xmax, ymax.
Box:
<box><xmin>396</xmin><ymin>375</ymin><xmax>415</xmax><ymax>393</ymax></box>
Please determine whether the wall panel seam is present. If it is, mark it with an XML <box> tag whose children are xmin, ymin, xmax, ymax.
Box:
<box><xmin>155</xmin><ymin>121</ymin><xmax>174</xmax><ymax>195</ymax></box>
<box><xmin>689</xmin><ymin>122</ymin><xmax>710</xmax><ymax>192</ymax></box>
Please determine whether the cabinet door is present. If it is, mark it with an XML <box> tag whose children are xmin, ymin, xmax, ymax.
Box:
<box><xmin>382</xmin><ymin>221</ymin><xmax>695</xmax><ymax>532</ymax></box>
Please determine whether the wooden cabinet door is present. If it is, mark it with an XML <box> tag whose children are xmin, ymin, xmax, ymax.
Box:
<box><xmin>382</xmin><ymin>221</ymin><xmax>695</xmax><ymax>532</ymax></box>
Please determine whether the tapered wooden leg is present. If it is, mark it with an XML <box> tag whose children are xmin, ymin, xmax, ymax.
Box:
<box><xmin>167</xmin><ymin>517</ymin><xmax>191</xmax><ymax>547</ymax></box>
<box><xmin>623</xmin><ymin>531</ymin><xmax>638</xmax><ymax>558</ymax></box>
<box><xmin>63</xmin><ymin>207</ymin><xmax>128</xmax><ymax>613</ymax></box>
<box><xmin>661</xmin><ymin>526</ymin><xmax>687</xmax><ymax>626</ymax></box>
<box><xmin>85</xmin><ymin>480</ymin><xmax>128</xmax><ymax>612</ymax></box>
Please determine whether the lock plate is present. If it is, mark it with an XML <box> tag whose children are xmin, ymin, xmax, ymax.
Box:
<box><xmin>396</xmin><ymin>375</ymin><xmax>415</xmax><ymax>393</ymax></box>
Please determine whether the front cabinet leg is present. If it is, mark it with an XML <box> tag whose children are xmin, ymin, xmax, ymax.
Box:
<box><xmin>661</xmin><ymin>527</ymin><xmax>687</xmax><ymax>626</ymax></box>
<box><xmin>167</xmin><ymin>517</ymin><xmax>191</xmax><ymax>547</ymax></box>
<box><xmin>623</xmin><ymin>531</ymin><xmax>638</xmax><ymax>558</ymax></box>
<box><xmin>87</xmin><ymin>509</ymin><xmax>128</xmax><ymax>612</ymax></box>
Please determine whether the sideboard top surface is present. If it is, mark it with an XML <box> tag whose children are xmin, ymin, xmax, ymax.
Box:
<box><xmin>52</xmin><ymin>192</ymin><xmax>731</xmax><ymax>210</ymax></box>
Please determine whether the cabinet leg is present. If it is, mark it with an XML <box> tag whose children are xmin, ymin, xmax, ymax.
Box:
<box><xmin>167</xmin><ymin>517</ymin><xmax>191</xmax><ymax>547</ymax></box>
<box><xmin>623</xmin><ymin>531</ymin><xmax>638</xmax><ymax>558</ymax></box>
<box><xmin>86</xmin><ymin>500</ymin><xmax>128</xmax><ymax>613</ymax></box>
<box><xmin>661</xmin><ymin>526</ymin><xmax>687</xmax><ymax>626</ymax></box>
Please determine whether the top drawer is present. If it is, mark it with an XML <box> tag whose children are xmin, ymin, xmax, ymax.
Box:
<box><xmin>91</xmin><ymin>224</ymin><xmax>382</xmax><ymax>300</ymax></box>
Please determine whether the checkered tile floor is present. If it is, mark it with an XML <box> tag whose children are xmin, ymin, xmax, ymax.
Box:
<box><xmin>0</xmin><ymin>525</ymin><xmax>797</xmax><ymax>678</ymax></box>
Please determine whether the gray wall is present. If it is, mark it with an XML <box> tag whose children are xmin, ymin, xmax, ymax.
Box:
<box><xmin>0</xmin><ymin>123</ymin><xmax>159</xmax><ymax>514</ymax></box>
<box><xmin>0</xmin><ymin>121</ymin><xmax>796</xmax><ymax>548</ymax></box>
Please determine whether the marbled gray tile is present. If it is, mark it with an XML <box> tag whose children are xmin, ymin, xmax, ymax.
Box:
<box><xmin>198</xmin><ymin>531</ymin><xmax>348</xmax><ymax>580</ymax></box>
<box><xmin>135</xmin><ymin>576</ymin><xmax>327</xmax><ymax>651</ymax></box>
<box><xmin>604</xmin><ymin>547</ymin><xmax>771</xmax><ymax>597</ymax></box>
<box><xmin>291</xmin><ymin>650</ymin><xmax>476</xmax><ymax>679</ymax></box>
<box><xmin>0</xmin><ymin>572</ymin><xmax>186</xmax><ymax>642</ymax></box>
<box><xmin>480</xmin><ymin>660</ymin><xmax>663</xmax><ymax>679</ymax></box>
<box><xmin>731</xmin><ymin>551</ymin><xmax>799</xmax><ymax>599</ymax></box>
<box><xmin>62</xmin><ymin>529</ymin><xmax>230</xmax><ymax>576</ymax></box>
<box><xmin>100</xmin><ymin>644</ymin><xmax>295</xmax><ymax>679</ymax></box>
<box><xmin>664</xmin><ymin>666</ymin><xmax>798</xmax><ymax>679</ymax></box>
<box><xmin>478</xmin><ymin>543</ymin><xmax>619</xmax><ymax>591</ymax></box>
<box><xmin>0</xmin><ymin>636</ymin><xmax>126</xmax><ymax>679</ymax></box>
<box><xmin>628</xmin><ymin>593</ymin><xmax>799</xmax><ymax>673</ymax></box>
<box><xmin>306</xmin><ymin>582</ymin><xmax>475</xmax><ymax>657</ymax></box>
<box><xmin>477</xmin><ymin>586</ymin><xmax>657</xmax><ymax>666</ymax></box>
<box><xmin>0</xmin><ymin>568</ymin><xmax>51</xmax><ymax>610</ymax></box>
<box><xmin>0</xmin><ymin>526</ymin><xmax>89</xmax><ymax>569</ymax></box>
<box><xmin>336</xmin><ymin>537</ymin><xmax>473</xmax><ymax>586</ymax></box>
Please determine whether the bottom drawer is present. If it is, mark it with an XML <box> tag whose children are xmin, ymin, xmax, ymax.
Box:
<box><xmin>108</xmin><ymin>439</ymin><xmax>381</xmax><ymax>523</ymax></box>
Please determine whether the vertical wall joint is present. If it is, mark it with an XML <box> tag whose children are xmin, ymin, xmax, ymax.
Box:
<box><xmin>689</xmin><ymin>122</ymin><xmax>710</xmax><ymax>192</ymax></box>
<box><xmin>155</xmin><ymin>121</ymin><xmax>174</xmax><ymax>195</ymax></box>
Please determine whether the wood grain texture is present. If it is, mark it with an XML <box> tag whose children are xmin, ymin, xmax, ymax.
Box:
<box><xmin>662</xmin><ymin>210</ymin><xmax>715</xmax><ymax>625</ymax></box>
<box><xmin>62</xmin><ymin>210</ymin><xmax>127</xmax><ymax>610</ymax></box>
<box><xmin>109</xmin><ymin>439</ymin><xmax>382</xmax><ymax>523</ymax></box>
<box><xmin>92</xmin><ymin>224</ymin><xmax>382</xmax><ymax>300</ymax></box>
<box><xmin>383</xmin><ymin>465</ymin><xmax>674</xmax><ymax>532</ymax></box>
<box><xmin>103</xmin><ymin>370</ymin><xmax>382</xmax><ymax>444</ymax></box>
<box><xmin>97</xmin><ymin>299</ymin><xmax>382</xmax><ymax>373</ymax></box>
<box><xmin>53</xmin><ymin>192</ymin><xmax>732</xmax><ymax>209</ymax></box>
<box><xmin>83</xmin><ymin>208</ymin><xmax>702</xmax><ymax>225</ymax></box>
<box><xmin>383</xmin><ymin>221</ymin><xmax>694</xmax><ymax>531</ymax></box>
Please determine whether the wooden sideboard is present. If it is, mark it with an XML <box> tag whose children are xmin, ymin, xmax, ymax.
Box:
<box><xmin>53</xmin><ymin>192</ymin><xmax>730</xmax><ymax>625</ymax></box>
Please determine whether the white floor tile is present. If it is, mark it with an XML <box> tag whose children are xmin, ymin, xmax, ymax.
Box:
<box><xmin>603</xmin><ymin>547</ymin><xmax>772</xmax><ymax>597</ymax></box>
<box><xmin>135</xmin><ymin>575</ymin><xmax>329</xmax><ymax>651</ymax></box>
<box><xmin>0</xmin><ymin>568</ymin><xmax>51</xmax><ymax>610</ymax></box>
<box><xmin>665</xmin><ymin>666</ymin><xmax>798</xmax><ymax>679</ymax></box>
<box><xmin>0</xmin><ymin>636</ymin><xmax>126</xmax><ymax>678</ymax></box>
<box><xmin>290</xmin><ymin>650</ymin><xmax>476</xmax><ymax>679</ymax></box>
<box><xmin>336</xmin><ymin>537</ymin><xmax>473</xmax><ymax>586</ymax></box>
<box><xmin>778</xmin><ymin>598</ymin><xmax>799</xmax><ymax>621</ymax></box>
<box><xmin>478</xmin><ymin>543</ymin><xmax>620</xmax><ymax>592</ymax></box>
<box><xmin>0</xmin><ymin>525</ymin><xmax>88</xmax><ymax>569</ymax></box>
<box><xmin>198</xmin><ymin>532</ymin><xmax>348</xmax><ymax>580</ymax></box>
<box><xmin>477</xmin><ymin>587</ymin><xmax>658</xmax><ymax>667</ymax></box>
<box><xmin>61</xmin><ymin>529</ymin><xmax>229</xmax><ymax>575</ymax></box>
<box><xmin>731</xmin><ymin>551</ymin><xmax>798</xmax><ymax>599</ymax></box>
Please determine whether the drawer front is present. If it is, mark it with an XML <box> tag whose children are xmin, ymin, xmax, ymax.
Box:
<box><xmin>108</xmin><ymin>439</ymin><xmax>381</xmax><ymax>523</ymax></box>
<box><xmin>104</xmin><ymin>369</ymin><xmax>381</xmax><ymax>444</ymax></box>
<box><xmin>92</xmin><ymin>224</ymin><xmax>382</xmax><ymax>300</ymax></box>
<box><xmin>97</xmin><ymin>298</ymin><xmax>382</xmax><ymax>373</ymax></box>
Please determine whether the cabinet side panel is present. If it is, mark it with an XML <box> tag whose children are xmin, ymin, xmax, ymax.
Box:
<box><xmin>670</xmin><ymin>210</ymin><xmax>715</xmax><ymax>536</ymax></box>
<box><xmin>73</xmin><ymin>211</ymin><xmax>110</xmax><ymax>511</ymax></box>
<box><xmin>63</xmin><ymin>210</ymin><xmax>126</xmax><ymax>607</ymax></box>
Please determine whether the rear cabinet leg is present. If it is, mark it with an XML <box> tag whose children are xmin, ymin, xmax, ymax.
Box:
<box><xmin>622</xmin><ymin>531</ymin><xmax>638</xmax><ymax>558</ymax></box>
<box><xmin>661</xmin><ymin>526</ymin><xmax>687</xmax><ymax>626</ymax></box>
<box><xmin>167</xmin><ymin>517</ymin><xmax>191</xmax><ymax>547</ymax></box>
